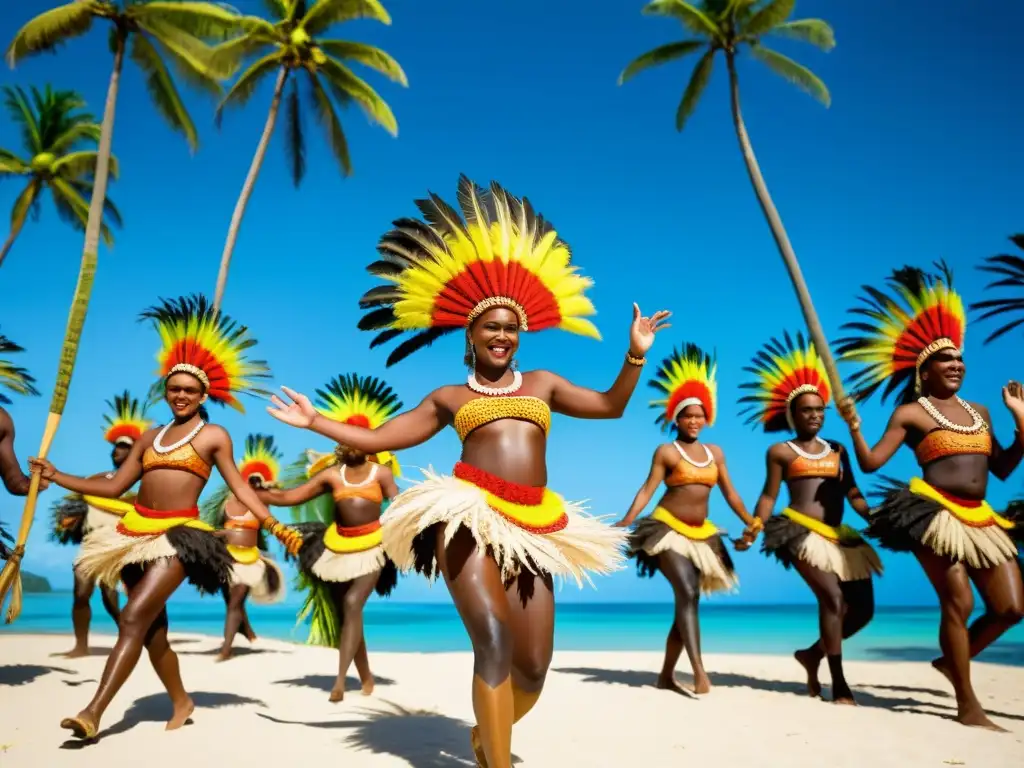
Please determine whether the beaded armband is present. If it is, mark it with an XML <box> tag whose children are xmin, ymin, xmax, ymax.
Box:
<box><xmin>626</xmin><ymin>352</ymin><xmax>646</xmax><ymax>367</ymax></box>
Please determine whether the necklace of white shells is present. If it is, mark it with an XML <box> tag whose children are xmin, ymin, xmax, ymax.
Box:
<box><xmin>917</xmin><ymin>396</ymin><xmax>987</xmax><ymax>434</ymax></box>
<box><xmin>786</xmin><ymin>436</ymin><xmax>832</xmax><ymax>460</ymax></box>
<box><xmin>467</xmin><ymin>370</ymin><xmax>522</xmax><ymax>396</ymax></box>
<box><xmin>153</xmin><ymin>420</ymin><xmax>205</xmax><ymax>453</ymax></box>
<box><xmin>673</xmin><ymin>441</ymin><xmax>714</xmax><ymax>467</ymax></box>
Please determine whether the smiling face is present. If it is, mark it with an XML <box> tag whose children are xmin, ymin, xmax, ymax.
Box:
<box><xmin>790</xmin><ymin>392</ymin><xmax>825</xmax><ymax>437</ymax></box>
<box><xmin>164</xmin><ymin>372</ymin><xmax>207</xmax><ymax>420</ymax></box>
<box><xmin>466</xmin><ymin>306</ymin><xmax>520</xmax><ymax>370</ymax></box>
<box><xmin>674</xmin><ymin>404</ymin><xmax>707</xmax><ymax>440</ymax></box>
<box><xmin>920</xmin><ymin>350</ymin><xmax>965</xmax><ymax>395</ymax></box>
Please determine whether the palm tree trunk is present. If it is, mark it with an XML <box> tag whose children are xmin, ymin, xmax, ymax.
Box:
<box><xmin>724</xmin><ymin>53</ymin><xmax>848</xmax><ymax>403</ymax></box>
<box><xmin>0</xmin><ymin>33</ymin><xmax>126</xmax><ymax>623</ymax></box>
<box><xmin>212</xmin><ymin>67</ymin><xmax>289</xmax><ymax>315</ymax></box>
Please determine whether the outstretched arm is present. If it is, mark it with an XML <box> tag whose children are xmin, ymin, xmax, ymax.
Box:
<box><xmin>842</xmin><ymin>403</ymin><xmax>909</xmax><ymax>473</ymax></box>
<box><xmin>711</xmin><ymin>446</ymin><xmax>756</xmax><ymax>527</ymax></box>
<box><xmin>31</xmin><ymin>438</ymin><xmax>144</xmax><ymax>497</ymax></box>
<box><xmin>986</xmin><ymin>384</ymin><xmax>1024</xmax><ymax>480</ymax></box>
<box><xmin>258</xmin><ymin>474</ymin><xmax>331</xmax><ymax>507</ymax></box>
<box><xmin>614</xmin><ymin>447</ymin><xmax>667</xmax><ymax>527</ymax></box>
<box><xmin>0</xmin><ymin>408</ymin><xmax>31</xmax><ymax>495</ymax></box>
<box><xmin>269</xmin><ymin>387</ymin><xmax>448</xmax><ymax>453</ymax></box>
<box><xmin>837</xmin><ymin>444</ymin><xmax>871</xmax><ymax>521</ymax></box>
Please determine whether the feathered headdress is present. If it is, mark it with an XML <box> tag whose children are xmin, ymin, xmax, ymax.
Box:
<box><xmin>970</xmin><ymin>234</ymin><xmax>1024</xmax><ymax>345</ymax></box>
<box><xmin>358</xmin><ymin>175</ymin><xmax>601</xmax><ymax>366</ymax></box>
<box><xmin>739</xmin><ymin>331</ymin><xmax>831</xmax><ymax>433</ymax></box>
<box><xmin>649</xmin><ymin>344</ymin><xmax>717</xmax><ymax>430</ymax></box>
<box><xmin>836</xmin><ymin>262</ymin><xmax>965</xmax><ymax>404</ymax></box>
<box><xmin>102</xmin><ymin>391</ymin><xmax>152</xmax><ymax>446</ymax></box>
<box><xmin>0</xmin><ymin>330</ymin><xmax>39</xmax><ymax>405</ymax></box>
<box><xmin>314</xmin><ymin>374</ymin><xmax>403</xmax><ymax>475</ymax></box>
<box><xmin>238</xmin><ymin>433</ymin><xmax>282</xmax><ymax>489</ymax></box>
<box><xmin>139</xmin><ymin>294</ymin><xmax>271</xmax><ymax>412</ymax></box>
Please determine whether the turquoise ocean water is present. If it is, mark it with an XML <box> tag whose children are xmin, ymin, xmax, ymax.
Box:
<box><xmin>3</xmin><ymin>592</ymin><xmax>1022</xmax><ymax>665</ymax></box>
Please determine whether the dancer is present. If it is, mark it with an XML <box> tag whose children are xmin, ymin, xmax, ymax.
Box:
<box><xmin>29</xmin><ymin>295</ymin><xmax>302</xmax><ymax>740</ymax></box>
<box><xmin>1</xmin><ymin>329</ymin><xmax>43</xmax><ymax>559</ymax></box>
<box><xmin>200</xmin><ymin>433</ymin><xmax>287</xmax><ymax>662</ymax></box>
<box><xmin>615</xmin><ymin>343</ymin><xmax>755</xmax><ymax>694</ymax></box>
<box><xmin>258</xmin><ymin>374</ymin><xmax>402</xmax><ymax>701</ymax></box>
<box><xmin>268</xmin><ymin>176</ymin><xmax>669</xmax><ymax>768</ymax></box>
<box><xmin>835</xmin><ymin>263</ymin><xmax>1024</xmax><ymax>730</ymax></box>
<box><xmin>50</xmin><ymin>392</ymin><xmax>152</xmax><ymax>657</ymax></box>
<box><xmin>738</xmin><ymin>332</ymin><xmax>880</xmax><ymax>704</ymax></box>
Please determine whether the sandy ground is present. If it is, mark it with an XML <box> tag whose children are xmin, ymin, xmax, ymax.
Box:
<box><xmin>0</xmin><ymin>633</ymin><xmax>1021</xmax><ymax>767</ymax></box>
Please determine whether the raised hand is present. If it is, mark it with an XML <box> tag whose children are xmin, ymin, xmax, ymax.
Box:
<box><xmin>629</xmin><ymin>303</ymin><xmax>671</xmax><ymax>356</ymax></box>
<box><xmin>267</xmin><ymin>386</ymin><xmax>317</xmax><ymax>429</ymax></box>
<box><xmin>1002</xmin><ymin>380</ymin><xmax>1024</xmax><ymax>419</ymax></box>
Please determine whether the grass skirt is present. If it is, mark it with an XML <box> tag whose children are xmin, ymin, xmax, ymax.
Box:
<box><xmin>0</xmin><ymin>518</ymin><xmax>11</xmax><ymax>560</ymax></box>
<box><xmin>226</xmin><ymin>545</ymin><xmax>286</xmax><ymax>604</ymax></box>
<box><xmin>75</xmin><ymin>506</ymin><xmax>232</xmax><ymax>595</ymax></box>
<box><xmin>762</xmin><ymin>510</ymin><xmax>882</xmax><ymax>582</ymax></box>
<box><xmin>293</xmin><ymin>522</ymin><xmax>397</xmax><ymax>597</ymax></box>
<box><xmin>384</xmin><ymin>465</ymin><xmax>626</xmax><ymax>587</ymax></box>
<box><xmin>629</xmin><ymin>513</ymin><xmax>737</xmax><ymax>595</ymax></box>
<box><xmin>867</xmin><ymin>478</ymin><xmax>1021</xmax><ymax>569</ymax></box>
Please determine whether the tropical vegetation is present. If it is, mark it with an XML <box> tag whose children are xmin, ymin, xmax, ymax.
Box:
<box><xmin>971</xmin><ymin>234</ymin><xmax>1024</xmax><ymax>344</ymax></box>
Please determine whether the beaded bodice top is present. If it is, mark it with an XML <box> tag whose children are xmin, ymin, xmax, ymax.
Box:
<box><xmin>453</xmin><ymin>396</ymin><xmax>551</xmax><ymax>442</ymax></box>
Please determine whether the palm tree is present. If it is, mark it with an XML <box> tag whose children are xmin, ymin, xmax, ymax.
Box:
<box><xmin>0</xmin><ymin>331</ymin><xmax>40</xmax><ymax>405</ymax></box>
<box><xmin>970</xmin><ymin>234</ymin><xmax>1024</xmax><ymax>344</ymax></box>
<box><xmin>0</xmin><ymin>0</ymin><xmax>237</xmax><ymax>622</ymax></box>
<box><xmin>208</xmin><ymin>0</ymin><xmax>405</xmax><ymax>313</ymax></box>
<box><xmin>0</xmin><ymin>85</ymin><xmax>122</xmax><ymax>270</ymax></box>
<box><xmin>620</xmin><ymin>0</ymin><xmax>848</xmax><ymax>400</ymax></box>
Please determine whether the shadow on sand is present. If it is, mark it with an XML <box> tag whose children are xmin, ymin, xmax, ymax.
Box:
<box><xmin>59</xmin><ymin>691</ymin><xmax>266</xmax><ymax>749</ymax></box>
<box><xmin>256</xmin><ymin>701</ymin><xmax>523</xmax><ymax>767</ymax></box>
<box><xmin>177</xmin><ymin>645</ymin><xmax>285</xmax><ymax>658</ymax></box>
<box><xmin>0</xmin><ymin>664</ymin><xmax>77</xmax><ymax>686</ymax></box>
<box><xmin>272</xmin><ymin>673</ymin><xmax>396</xmax><ymax>693</ymax></box>
<box><xmin>868</xmin><ymin>643</ymin><xmax>1024</xmax><ymax>667</ymax></box>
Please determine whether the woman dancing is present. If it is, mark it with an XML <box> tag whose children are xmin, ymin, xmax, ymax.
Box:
<box><xmin>739</xmin><ymin>332</ymin><xmax>880</xmax><ymax>704</ymax></box>
<box><xmin>30</xmin><ymin>295</ymin><xmax>302</xmax><ymax>740</ymax></box>
<box><xmin>1</xmin><ymin>329</ymin><xmax>43</xmax><ymax>558</ymax></box>
<box><xmin>615</xmin><ymin>344</ymin><xmax>755</xmax><ymax>695</ymax></box>
<box><xmin>835</xmin><ymin>263</ymin><xmax>1024</xmax><ymax>730</ymax></box>
<box><xmin>258</xmin><ymin>374</ymin><xmax>401</xmax><ymax>701</ymax></box>
<box><xmin>200</xmin><ymin>433</ymin><xmax>287</xmax><ymax>662</ymax></box>
<box><xmin>51</xmin><ymin>392</ymin><xmax>152</xmax><ymax>657</ymax></box>
<box><xmin>269</xmin><ymin>176</ymin><xmax>669</xmax><ymax>768</ymax></box>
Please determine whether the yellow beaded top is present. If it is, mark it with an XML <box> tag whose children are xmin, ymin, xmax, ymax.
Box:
<box><xmin>453</xmin><ymin>396</ymin><xmax>551</xmax><ymax>442</ymax></box>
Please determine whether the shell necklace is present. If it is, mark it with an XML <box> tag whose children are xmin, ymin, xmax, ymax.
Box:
<box><xmin>787</xmin><ymin>437</ymin><xmax>832</xmax><ymax>460</ymax></box>
<box><xmin>917</xmin><ymin>396</ymin><xmax>987</xmax><ymax>434</ymax></box>
<box><xmin>674</xmin><ymin>441</ymin><xmax>714</xmax><ymax>467</ymax></box>
<box><xmin>153</xmin><ymin>420</ymin><xmax>205</xmax><ymax>454</ymax></box>
<box><xmin>467</xmin><ymin>370</ymin><xmax>522</xmax><ymax>396</ymax></box>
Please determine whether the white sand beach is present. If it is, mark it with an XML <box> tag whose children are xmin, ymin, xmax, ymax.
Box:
<box><xmin>0</xmin><ymin>633</ymin><xmax>1021</xmax><ymax>766</ymax></box>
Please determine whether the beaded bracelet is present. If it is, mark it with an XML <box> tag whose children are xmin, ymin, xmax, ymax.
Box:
<box><xmin>626</xmin><ymin>351</ymin><xmax>646</xmax><ymax>367</ymax></box>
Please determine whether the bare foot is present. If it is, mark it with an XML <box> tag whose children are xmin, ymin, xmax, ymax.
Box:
<box><xmin>957</xmin><ymin>706</ymin><xmax>1007</xmax><ymax>732</ymax></box>
<box><xmin>62</xmin><ymin>647</ymin><xmax>89</xmax><ymax>659</ymax></box>
<box><xmin>165</xmin><ymin>697</ymin><xmax>194</xmax><ymax>731</ymax></box>
<box><xmin>215</xmin><ymin>650</ymin><xmax>232</xmax><ymax>663</ymax></box>
<box><xmin>328</xmin><ymin>682</ymin><xmax>345</xmax><ymax>703</ymax></box>
<box><xmin>361</xmin><ymin>676</ymin><xmax>375</xmax><ymax>696</ymax></box>
<box><xmin>60</xmin><ymin>711</ymin><xmax>98</xmax><ymax>741</ymax></box>
<box><xmin>655</xmin><ymin>674</ymin><xmax>688</xmax><ymax>695</ymax></box>
<box><xmin>244</xmin><ymin>629</ymin><xmax>257</xmax><ymax>643</ymax></box>
<box><xmin>691</xmin><ymin>672</ymin><xmax>711</xmax><ymax>695</ymax></box>
<box><xmin>470</xmin><ymin>725</ymin><xmax>488</xmax><ymax>767</ymax></box>
<box><xmin>833</xmin><ymin>692</ymin><xmax>858</xmax><ymax>706</ymax></box>
<box><xmin>794</xmin><ymin>649</ymin><xmax>823</xmax><ymax>698</ymax></box>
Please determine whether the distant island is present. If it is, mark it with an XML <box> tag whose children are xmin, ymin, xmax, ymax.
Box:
<box><xmin>22</xmin><ymin>572</ymin><xmax>52</xmax><ymax>593</ymax></box>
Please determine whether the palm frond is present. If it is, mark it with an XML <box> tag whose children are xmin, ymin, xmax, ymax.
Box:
<box><xmin>740</xmin><ymin>0</ymin><xmax>795</xmax><ymax>38</ymax></box>
<box><xmin>641</xmin><ymin>0</ymin><xmax>722</xmax><ymax>43</ymax></box>
<box><xmin>317</xmin><ymin>57</ymin><xmax>397</xmax><ymax>135</ymax></box>
<box><xmin>131</xmin><ymin>2</ymin><xmax>241</xmax><ymax>40</ymax></box>
<box><xmin>770</xmin><ymin>18</ymin><xmax>835</xmax><ymax>51</ymax></box>
<box><xmin>48</xmin><ymin>121</ymin><xmax>102</xmax><ymax>154</ymax></box>
<box><xmin>137</xmin><ymin>20</ymin><xmax>227</xmax><ymax>92</ymax></box>
<box><xmin>315</xmin><ymin>39</ymin><xmax>406</xmax><ymax>85</ymax></box>
<box><xmin>294</xmin><ymin>571</ymin><xmax>340</xmax><ymax>647</ymax></box>
<box><xmin>200</xmin><ymin>483</ymin><xmax>229</xmax><ymax>526</ymax></box>
<box><xmin>0</xmin><ymin>152</ymin><xmax>31</xmax><ymax>176</ymax></box>
<box><xmin>6</xmin><ymin>1</ymin><xmax>97</xmax><ymax>66</ymax></box>
<box><xmin>618</xmin><ymin>40</ymin><xmax>704</xmax><ymax>85</ymax></box>
<box><xmin>9</xmin><ymin>179</ymin><xmax>42</xmax><ymax>232</ymax></box>
<box><xmin>302</xmin><ymin>0</ymin><xmax>392</xmax><ymax>36</ymax></box>
<box><xmin>207</xmin><ymin>29</ymin><xmax>278</xmax><ymax>76</ymax></box>
<box><xmin>261</xmin><ymin>0</ymin><xmax>290</xmax><ymax>21</ymax></box>
<box><xmin>51</xmin><ymin>150</ymin><xmax>118</xmax><ymax>180</ymax></box>
<box><xmin>308</xmin><ymin>73</ymin><xmax>352</xmax><ymax>176</ymax></box>
<box><xmin>970</xmin><ymin>239</ymin><xmax>1024</xmax><ymax>344</ymax></box>
<box><xmin>285</xmin><ymin>75</ymin><xmax>306</xmax><ymax>186</ymax></box>
<box><xmin>215</xmin><ymin>52</ymin><xmax>283</xmax><ymax>123</ymax></box>
<box><xmin>130</xmin><ymin>32</ymin><xmax>200</xmax><ymax>151</ymax></box>
<box><xmin>749</xmin><ymin>45</ymin><xmax>830</xmax><ymax>106</ymax></box>
<box><xmin>2</xmin><ymin>86</ymin><xmax>43</xmax><ymax>155</ymax></box>
<box><xmin>676</xmin><ymin>47</ymin><xmax>715</xmax><ymax>131</ymax></box>
<box><xmin>50</xmin><ymin>176</ymin><xmax>116</xmax><ymax>245</ymax></box>
<box><xmin>67</xmin><ymin>177</ymin><xmax>122</xmax><ymax>232</ymax></box>
<box><xmin>0</xmin><ymin>330</ymin><xmax>40</xmax><ymax>404</ymax></box>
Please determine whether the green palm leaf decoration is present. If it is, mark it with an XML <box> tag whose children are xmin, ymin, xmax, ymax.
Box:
<box><xmin>209</xmin><ymin>0</ymin><xmax>406</xmax><ymax>313</ymax></box>
<box><xmin>1</xmin><ymin>0</ymin><xmax>238</xmax><ymax>623</ymax></box>
<box><xmin>970</xmin><ymin>234</ymin><xmax>1024</xmax><ymax>344</ymax></box>
<box><xmin>620</xmin><ymin>0</ymin><xmax>848</xmax><ymax>406</ymax></box>
<box><xmin>0</xmin><ymin>85</ymin><xmax>121</xmax><ymax>270</ymax></box>
<box><xmin>0</xmin><ymin>331</ymin><xmax>40</xmax><ymax>405</ymax></box>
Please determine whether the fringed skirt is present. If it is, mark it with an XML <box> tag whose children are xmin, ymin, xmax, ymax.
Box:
<box><xmin>763</xmin><ymin>508</ymin><xmax>882</xmax><ymax>582</ymax></box>
<box><xmin>382</xmin><ymin>462</ymin><xmax>626</xmax><ymax>587</ymax></box>
<box><xmin>0</xmin><ymin>518</ymin><xmax>11</xmax><ymax>560</ymax></box>
<box><xmin>629</xmin><ymin>507</ymin><xmax>737</xmax><ymax>595</ymax></box>
<box><xmin>226</xmin><ymin>544</ymin><xmax>286</xmax><ymax>604</ymax></box>
<box><xmin>867</xmin><ymin>477</ymin><xmax>1021</xmax><ymax>569</ymax></box>
<box><xmin>75</xmin><ymin>503</ymin><xmax>232</xmax><ymax>595</ymax></box>
<box><xmin>294</xmin><ymin>520</ymin><xmax>397</xmax><ymax>598</ymax></box>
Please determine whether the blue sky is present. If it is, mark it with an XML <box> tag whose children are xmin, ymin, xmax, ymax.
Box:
<box><xmin>1</xmin><ymin>0</ymin><xmax>1022</xmax><ymax>606</ymax></box>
